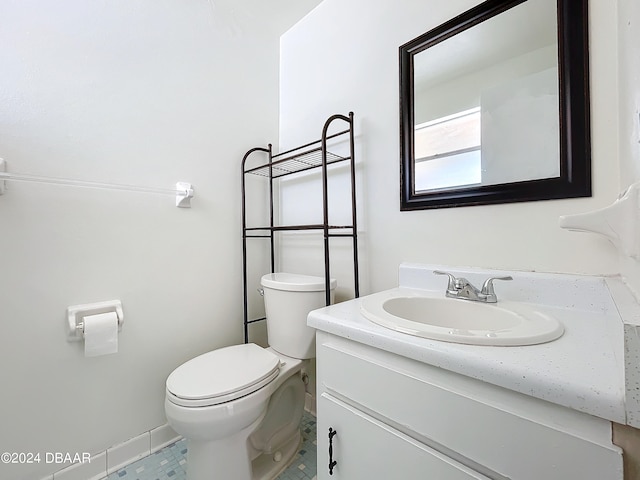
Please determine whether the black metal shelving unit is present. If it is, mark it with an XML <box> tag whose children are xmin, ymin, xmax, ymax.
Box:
<box><xmin>241</xmin><ymin>112</ymin><xmax>360</xmax><ymax>343</ymax></box>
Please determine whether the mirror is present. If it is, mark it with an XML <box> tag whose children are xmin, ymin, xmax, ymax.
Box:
<box><xmin>400</xmin><ymin>0</ymin><xmax>590</xmax><ymax>210</ymax></box>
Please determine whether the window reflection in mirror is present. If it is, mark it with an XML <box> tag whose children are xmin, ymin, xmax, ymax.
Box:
<box><xmin>415</xmin><ymin>107</ymin><xmax>481</xmax><ymax>191</ymax></box>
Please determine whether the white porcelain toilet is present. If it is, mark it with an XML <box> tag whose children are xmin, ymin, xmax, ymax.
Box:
<box><xmin>165</xmin><ymin>273</ymin><xmax>336</xmax><ymax>480</ymax></box>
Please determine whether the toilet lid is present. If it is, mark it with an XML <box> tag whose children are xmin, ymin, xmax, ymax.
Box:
<box><xmin>166</xmin><ymin>343</ymin><xmax>280</xmax><ymax>407</ymax></box>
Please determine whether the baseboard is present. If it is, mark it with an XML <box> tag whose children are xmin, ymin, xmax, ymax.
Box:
<box><xmin>44</xmin><ymin>423</ymin><xmax>181</xmax><ymax>480</ymax></box>
<box><xmin>304</xmin><ymin>392</ymin><xmax>317</xmax><ymax>416</ymax></box>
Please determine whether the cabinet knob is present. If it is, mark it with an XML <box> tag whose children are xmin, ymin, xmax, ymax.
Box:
<box><xmin>328</xmin><ymin>427</ymin><xmax>337</xmax><ymax>475</ymax></box>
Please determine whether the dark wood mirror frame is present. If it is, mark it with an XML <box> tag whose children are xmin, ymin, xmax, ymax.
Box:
<box><xmin>399</xmin><ymin>0</ymin><xmax>590</xmax><ymax>210</ymax></box>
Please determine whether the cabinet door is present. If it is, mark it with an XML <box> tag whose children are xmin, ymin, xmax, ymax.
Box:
<box><xmin>317</xmin><ymin>393</ymin><xmax>491</xmax><ymax>480</ymax></box>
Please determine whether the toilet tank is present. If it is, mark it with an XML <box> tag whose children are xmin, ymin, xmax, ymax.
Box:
<box><xmin>260</xmin><ymin>273</ymin><xmax>337</xmax><ymax>359</ymax></box>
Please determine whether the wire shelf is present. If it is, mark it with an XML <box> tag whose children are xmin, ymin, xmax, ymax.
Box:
<box><xmin>246</xmin><ymin>149</ymin><xmax>349</xmax><ymax>178</ymax></box>
<box><xmin>241</xmin><ymin>112</ymin><xmax>360</xmax><ymax>343</ymax></box>
<box><xmin>245</xmin><ymin>224</ymin><xmax>354</xmax><ymax>232</ymax></box>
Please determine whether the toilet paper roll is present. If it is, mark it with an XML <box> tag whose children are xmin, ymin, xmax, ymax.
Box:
<box><xmin>84</xmin><ymin>312</ymin><xmax>118</xmax><ymax>357</ymax></box>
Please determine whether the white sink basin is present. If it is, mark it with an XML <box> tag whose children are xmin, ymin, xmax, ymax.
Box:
<box><xmin>360</xmin><ymin>289</ymin><xmax>563</xmax><ymax>346</ymax></box>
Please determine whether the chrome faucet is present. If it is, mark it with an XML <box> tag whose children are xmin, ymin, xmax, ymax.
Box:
<box><xmin>434</xmin><ymin>270</ymin><xmax>512</xmax><ymax>303</ymax></box>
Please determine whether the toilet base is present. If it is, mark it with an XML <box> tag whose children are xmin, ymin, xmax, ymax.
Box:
<box><xmin>186</xmin><ymin>417</ymin><xmax>260</xmax><ymax>480</ymax></box>
<box><xmin>251</xmin><ymin>428</ymin><xmax>302</xmax><ymax>480</ymax></box>
<box><xmin>185</xmin><ymin>426</ymin><xmax>302</xmax><ymax>480</ymax></box>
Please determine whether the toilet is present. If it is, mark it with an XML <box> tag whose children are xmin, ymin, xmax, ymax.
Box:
<box><xmin>165</xmin><ymin>272</ymin><xmax>336</xmax><ymax>480</ymax></box>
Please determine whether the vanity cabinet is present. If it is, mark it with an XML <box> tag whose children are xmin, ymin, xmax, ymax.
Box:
<box><xmin>319</xmin><ymin>393</ymin><xmax>491</xmax><ymax>479</ymax></box>
<box><xmin>315</xmin><ymin>331</ymin><xmax>623</xmax><ymax>480</ymax></box>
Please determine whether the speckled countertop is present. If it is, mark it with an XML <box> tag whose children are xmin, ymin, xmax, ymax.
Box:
<box><xmin>308</xmin><ymin>264</ymin><xmax>627</xmax><ymax>424</ymax></box>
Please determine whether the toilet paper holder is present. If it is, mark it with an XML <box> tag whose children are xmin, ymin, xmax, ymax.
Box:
<box><xmin>67</xmin><ymin>300</ymin><xmax>124</xmax><ymax>341</ymax></box>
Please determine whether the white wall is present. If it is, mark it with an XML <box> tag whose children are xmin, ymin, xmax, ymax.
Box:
<box><xmin>279</xmin><ymin>0</ymin><xmax>620</xmax><ymax>298</ymax></box>
<box><xmin>618</xmin><ymin>0</ymin><xmax>640</xmax><ymax>186</ymax></box>
<box><xmin>618</xmin><ymin>0</ymin><xmax>640</xmax><ymax>293</ymax></box>
<box><xmin>0</xmin><ymin>1</ymin><xmax>318</xmax><ymax>479</ymax></box>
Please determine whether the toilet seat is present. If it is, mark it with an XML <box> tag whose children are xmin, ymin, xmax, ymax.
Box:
<box><xmin>166</xmin><ymin>343</ymin><xmax>281</xmax><ymax>408</ymax></box>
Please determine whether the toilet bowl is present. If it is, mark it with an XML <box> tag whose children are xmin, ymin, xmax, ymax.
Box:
<box><xmin>165</xmin><ymin>344</ymin><xmax>305</xmax><ymax>480</ymax></box>
<box><xmin>165</xmin><ymin>273</ymin><xmax>336</xmax><ymax>480</ymax></box>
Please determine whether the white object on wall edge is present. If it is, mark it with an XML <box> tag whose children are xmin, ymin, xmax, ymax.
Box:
<box><xmin>559</xmin><ymin>182</ymin><xmax>640</xmax><ymax>259</ymax></box>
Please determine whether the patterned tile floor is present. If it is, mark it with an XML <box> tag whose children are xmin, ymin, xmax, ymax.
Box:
<box><xmin>104</xmin><ymin>412</ymin><xmax>317</xmax><ymax>480</ymax></box>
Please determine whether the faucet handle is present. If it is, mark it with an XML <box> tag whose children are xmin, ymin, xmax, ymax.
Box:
<box><xmin>480</xmin><ymin>276</ymin><xmax>513</xmax><ymax>302</ymax></box>
<box><xmin>434</xmin><ymin>270</ymin><xmax>459</xmax><ymax>290</ymax></box>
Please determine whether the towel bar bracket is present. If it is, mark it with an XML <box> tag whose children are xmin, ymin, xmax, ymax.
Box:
<box><xmin>0</xmin><ymin>158</ymin><xmax>5</xmax><ymax>195</ymax></box>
